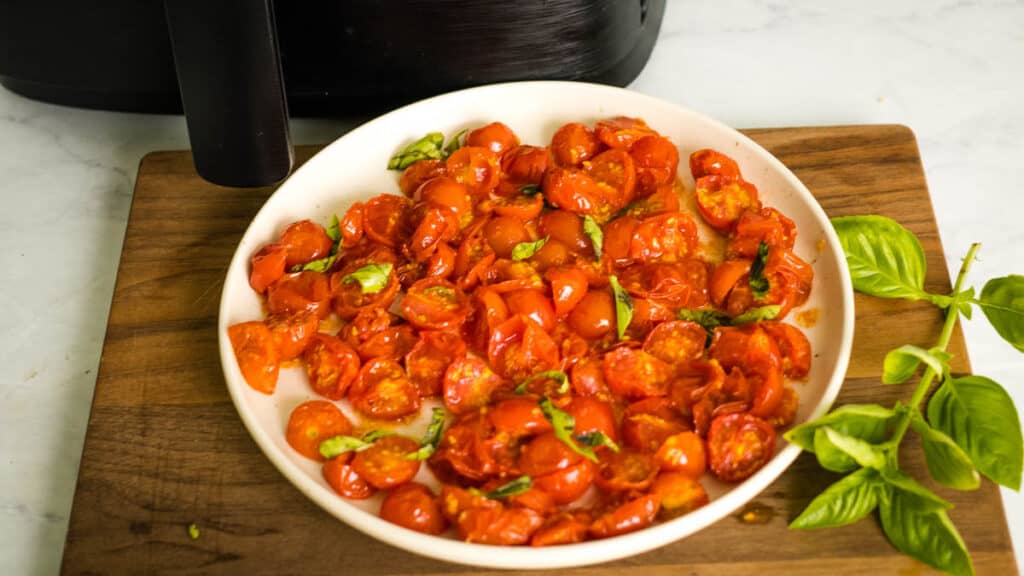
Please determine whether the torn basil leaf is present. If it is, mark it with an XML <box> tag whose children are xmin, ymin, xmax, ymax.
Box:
<box><xmin>608</xmin><ymin>275</ymin><xmax>633</xmax><ymax>340</ymax></box>
<box><xmin>387</xmin><ymin>132</ymin><xmax>445</xmax><ymax>170</ymax></box>
<box><xmin>511</xmin><ymin>237</ymin><xmax>548</xmax><ymax>261</ymax></box>
<box><xmin>406</xmin><ymin>407</ymin><xmax>446</xmax><ymax>461</ymax></box>
<box><xmin>514</xmin><ymin>370</ymin><xmax>569</xmax><ymax>395</ymax></box>
<box><xmin>538</xmin><ymin>397</ymin><xmax>598</xmax><ymax>463</ymax></box>
<box><xmin>342</xmin><ymin>262</ymin><xmax>393</xmax><ymax>294</ymax></box>
<box><xmin>484</xmin><ymin>475</ymin><xmax>533</xmax><ymax>499</ymax></box>
<box><xmin>583</xmin><ymin>215</ymin><xmax>604</xmax><ymax>261</ymax></box>
<box><xmin>749</xmin><ymin>241</ymin><xmax>770</xmax><ymax>298</ymax></box>
<box><xmin>575</xmin><ymin>431</ymin><xmax>620</xmax><ymax>452</ymax></box>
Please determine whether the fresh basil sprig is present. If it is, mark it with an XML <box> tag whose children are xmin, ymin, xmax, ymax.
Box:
<box><xmin>406</xmin><ymin>407</ymin><xmax>446</xmax><ymax>461</ymax></box>
<box><xmin>342</xmin><ymin>262</ymin><xmax>393</xmax><ymax>294</ymax></box>
<box><xmin>387</xmin><ymin>129</ymin><xmax>467</xmax><ymax>170</ymax></box>
<box><xmin>538</xmin><ymin>397</ymin><xmax>598</xmax><ymax>463</ymax></box>
<box><xmin>787</xmin><ymin>215</ymin><xmax>1024</xmax><ymax>576</ymax></box>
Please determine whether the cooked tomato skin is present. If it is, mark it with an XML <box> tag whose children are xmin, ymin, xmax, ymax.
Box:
<box><xmin>588</xmin><ymin>494</ymin><xmax>661</xmax><ymax>539</ymax></box>
<box><xmin>489</xmin><ymin>397</ymin><xmax>552</xmax><ymax>437</ymax></box>
<box><xmin>594</xmin><ymin>116</ymin><xmax>656</xmax><ymax>150</ymax></box>
<box><xmin>545</xmin><ymin>267</ymin><xmax>589</xmax><ymax>317</ymax></box>
<box><xmin>467</xmin><ymin>121</ymin><xmax>520</xmax><ymax>155</ymax></box>
<box><xmin>250</xmin><ymin>243</ymin><xmax>287</xmax><ymax>293</ymax></box>
<box><xmin>379</xmin><ymin>482</ymin><xmax>447</xmax><ymax>535</ymax></box>
<box><xmin>503</xmin><ymin>289</ymin><xmax>556</xmax><ymax>333</ymax></box>
<box><xmin>567</xmin><ymin>290</ymin><xmax>615</xmax><ymax>341</ymax></box>
<box><xmin>487</xmin><ymin>315</ymin><xmax>559</xmax><ymax>382</ymax></box>
<box><xmin>415</xmin><ymin>176</ymin><xmax>473</xmax><ymax>226</ymax></box>
<box><xmin>456</xmin><ymin>505</ymin><xmax>545</xmax><ymax>545</ymax></box>
<box><xmin>228</xmin><ymin>321</ymin><xmax>280</xmax><ymax>394</ymax></box>
<box><xmin>551</xmin><ymin>122</ymin><xmax>602</xmax><ymax>167</ymax></box>
<box><xmin>400</xmin><ymin>159</ymin><xmax>446</xmax><ymax>197</ymax></box>
<box><xmin>285</xmin><ymin>400</ymin><xmax>352</xmax><ymax>461</ymax></box>
<box><xmin>650</xmin><ymin>472</ymin><xmax>709</xmax><ymax>517</ymax></box>
<box><xmin>401</xmin><ymin>277</ymin><xmax>471</xmax><ymax>331</ymax></box>
<box><xmin>405</xmin><ymin>331</ymin><xmax>467</xmax><ymax>397</ymax></box>
<box><xmin>363</xmin><ymin>194</ymin><xmax>414</xmax><ymax>247</ymax></box>
<box><xmin>266</xmin><ymin>310</ymin><xmax>319</xmax><ymax>361</ymax></box>
<box><xmin>267</xmin><ymin>271</ymin><xmax>332</xmax><ymax>318</ymax></box>
<box><xmin>620</xmin><ymin>397</ymin><xmax>688</xmax><ymax>453</ymax></box>
<box><xmin>340</xmin><ymin>202</ymin><xmax>365</xmax><ymax>248</ymax></box>
<box><xmin>642</xmin><ymin>320</ymin><xmax>706</xmax><ymax>367</ymax></box>
<box><xmin>706</xmin><ymin>413</ymin><xmax>777</xmax><ymax>482</ymax></box>
<box><xmin>603</xmin><ymin>347</ymin><xmax>674</xmax><ymax>399</ymax></box>
<box><xmin>531</xmin><ymin>513</ymin><xmax>591</xmax><ymax>546</ymax></box>
<box><xmin>352</xmin><ymin>435</ymin><xmax>421</xmax><ymax>489</ymax></box>
<box><xmin>329</xmin><ymin>264</ymin><xmax>400</xmax><ymax>319</ymax></box>
<box><xmin>695</xmin><ymin>175</ymin><xmax>761</xmax><ymax>231</ymax></box>
<box><xmin>323</xmin><ymin>453</ymin><xmax>375</xmax><ymax>499</ymax></box>
<box><xmin>279</xmin><ymin>219</ymin><xmax>334</xmax><ymax>268</ymax></box>
<box><xmin>304</xmin><ymin>333</ymin><xmax>361</xmax><ymax>400</ymax></box>
<box><xmin>446</xmin><ymin>146</ymin><xmax>500</xmax><ymax>200</ymax></box>
<box><xmin>443</xmin><ymin>356</ymin><xmax>504</xmax><ymax>415</ymax></box>
<box><xmin>630</xmin><ymin>135</ymin><xmax>679</xmax><ymax>196</ymax></box>
<box><xmin>654</xmin><ymin>432</ymin><xmax>707</xmax><ymax>477</ymax></box>
<box><xmin>349</xmin><ymin>358</ymin><xmax>421</xmax><ymax>419</ymax></box>
<box><xmin>534</xmin><ymin>459</ymin><xmax>596</xmax><ymax>505</ymax></box>
<box><xmin>689</xmin><ymin>149</ymin><xmax>741</xmax><ymax>180</ymax></box>
<box><xmin>594</xmin><ymin>449</ymin><xmax>659</xmax><ymax>492</ymax></box>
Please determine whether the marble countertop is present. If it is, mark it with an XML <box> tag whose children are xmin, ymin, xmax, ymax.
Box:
<box><xmin>1</xmin><ymin>1</ymin><xmax>1021</xmax><ymax>574</ymax></box>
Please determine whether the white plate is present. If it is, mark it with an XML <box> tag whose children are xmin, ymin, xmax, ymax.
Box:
<box><xmin>218</xmin><ymin>81</ymin><xmax>854</xmax><ymax>569</ymax></box>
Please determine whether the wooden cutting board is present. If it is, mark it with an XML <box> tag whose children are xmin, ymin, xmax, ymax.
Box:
<box><xmin>60</xmin><ymin>125</ymin><xmax>1018</xmax><ymax>575</ymax></box>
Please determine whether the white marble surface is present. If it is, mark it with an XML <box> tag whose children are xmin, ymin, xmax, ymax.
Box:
<box><xmin>0</xmin><ymin>1</ymin><xmax>1021</xmax><ymax>574</ymax></box>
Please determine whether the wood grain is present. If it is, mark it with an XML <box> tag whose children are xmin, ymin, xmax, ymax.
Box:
<box><xmin>60</xmin><ymin>125</ymin><xmax>1016</xmax><ymax>575</ymax></box>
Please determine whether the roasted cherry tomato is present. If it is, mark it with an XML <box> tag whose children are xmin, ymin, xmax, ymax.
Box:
<box><xmin>567</xmin><ymin>290</ymin><xmax>615</xmax><ymax>341</ymax></box>
<box><xmin>488</xmin><ymin>397</ymin><xmax>552</xmax><ymax>437</ymax></box>
<box><xmin>363</xmin><ymin>193</ymin><xmax>414</xmax><ymax>247</ymax></box>
<box><xmin>443</xmin><ymin>356</ymin><xmax>504</xmax><ymax>415</ymax></box>
<box><xmin>228</xmin><ymin>321</ymin><xmax>280</xmax><ymax>394</ymax></box>
<box><xmin>689</xmin><ymin>148</ymin><xmax>741</xmax><ymax>180</ymax></box>
<box><xmin>551</xmin><ymin>122</ymin><xmax>602</xmax><ymax>167</ymax></box>
<box><xmin>539</xmin><ymin>209</ymin><xmax>592</xmax><ymax>254</ymax></box>
<box><xmin>594</xmin><ymin>449</ymin><xmax>659</xmax><ymax>492</ymax></box>
<box><xmin>650</xmin><ymin>472</ymin><xmax>709</xmax><ymax>518</ymax></box>
<box><xmin>446</xmin><ymin>146</ymin><xmax>500</xmax><ymax>200</ymax></box>
<box><xmin>766</xmin><ymin>385</ymin><xmax>799</xmax><ymax>428</ymax></box>
<box><xmin>709</xmin><ymin>259</ymin><xmax>752</xmax><ymax>308</ymax></box>
<box><xmin>570</xmin><ymin>357</ymin><xmax>610</xmax><ymax>397</ymax></box>
<box><xmin>456</xmin><ymin>504</ymin><xmax>544</xmax><ymax>545</ymax></box>
<box><xmin>351</xmin><ymin>435</ymin><xmax>421</xmax><ymax>489</ymax></box>
<box><xmin>467</xmin><ymin>121</ymin><xmax>520</xmax><ymax>155</ymax></box>
<box><xmin>543</xmin><ymin>167</ymin><xmax>624</xmax><ymax>224</ymax></box>
<box><xmin>267</xmin><ymin>271</ymin><xmax>332</xmax><ymax>318</ymax></box>
<box><xmin>379</xmin><ymin>482</ymin><xmax>447</xmax><ymax>535</ymax></box>
<box><xmin>415</xmin><ymin>176</ymin><xmax>473</xmax><ymax>228</ymax></box>
<box><xmin>250</xmin><ymin>242</ymin><xmax>287</xmax><ymax>293</ymax></box>
<box><xmin>322</xmin><ymin>453</ymin><xmax>375</xmax><ymax>499</ymax></box>
<box><xmin>503</xmin><ymin>289</ymin><xmax>556</xmax><ymax>333</ymax></box>
<box><xmin>629</xmin><ymin>135</ymin><xmax>680</xmax><ymax>196</ymax></box>
<box><xmin>408</xmin><ymin>207</ymin><xmax>458</xmax><ymax>261</ymax></box>
<box><xmin>589</xmin><ymin>494</ymin><xmax>661</xmax><ymax>539</ymax></box>
<box><xmin>431</xmin><ymin>413</ymin><xmax>502</xmax><ymax>482</ymax></box>
<box><xmin>500</xmin><ymin>144</ymin><xmax>549</xmax><ymax>185</ymax></box>
<box><xmin>266</xmin><ymin>310</ymin><xmax>319</xmax><ymax>361</ymax></box>
<box><xmin>534</xmin><ymin>459</ymin><xmax>596</xmax><ymax>505</ymax></box>
<box><xmin>398</xmin><ymin>279</ymin><xmax>468</xmax><ymax>332</ymax></box>
<box><xmin>729</xmin><ymin>207</ymin><xmax>796</xmax><ymax>258</ymax></box>
<box><xmin>654</xmin><ymin>432</ymin><xmax>707</xmax><ymax>477</ymax></box>
<box><xmin>603</xmin><ymin>347</ymin><xmax>674</xmax><ymax>399</ymax></box>
<box><xmin>695</xmin><ymin>174</ymin><xmax>760</xmax><ymax>231</ymax></box>
<box><xmin>763</xmin><ymin>322</ymin><xmax>811</xmax><ymax>379</ymax></box>
<box><xmin>706</xmin><ymin>413</ymin><xmax>777</xmax><ymax>482</ymax></box>
<box><xmin>621</xmin><ymin>397</ymin><xmax>688</xmax><ymax>452</ymax></box>
<box><xmin>399</xmin><ymin>159</ymin><xmax>446</xmax><ymax>197</ymax></box>
<box><xmin>487</xmin><ymin>315</ymin><xmax>560</xmax><ymax>382</ymax></box>
<box><xmin>330</xmin><ymin>263</ymin><xmax>400</xmax><ymax>319</ymax></box>
<box><xmin>489</xmin><ymin>193</ymin><xmax>544</xmax><ymax>220</ymax></box>
<box><xmin>349</xmin><ymin>358</ymin><xmax>421</xmax><ymax>419</ymax></box>
<box><xmin>285</xmin><ymin>400</ymin><xmax>352</xmax><ymax>461</ymax></box>
<box><xmin>630</xmin><ymin>212</ymin><xmax>698</xmax><ymax>263</ymax></box>
<box><xmin>565</xmin><ymin>396</ymin><xmax>618</xmax><ymax>441</ymax></box>
<box><xmin>304</xmin><ymin>333</ymin><xmax>361</xmax><ymax>400</ymax></box>
<box><xmin>544</xmin><ymin>267</ymin><xmax>589</xmax><ymax>317</ymax></box>
<box><xmin>531</xmin><ymin>512</ymin><xmax>591</xmax><ymax>547</ymax></box>
<box><xmin>279</xmin><ymin>219</ymin><xmax>334</xmax><ymax>268</ymax></box>
<box><xmin>405</xmin><ymin>331</ymin><xmax>467</xmax><ymax>397</ymax></box>
<box><xmin>642</xmin><ymin>320</ymin><xmax>706</xmax><ymax>367</ymax></box>
<box><xmin>483</xmin><ymin>215</ymin><xmax>530</xmax><ymax>259</ymax></box>
<box><xmin>594</xmin><ymin>116</ymin><xmax>657</xmax><ymax>150</ymax></box>
<box><xmin>519</xmin><ymin>432</ymin><xmax>584</xmax><ymax>477</ymax></box>
<box><xmin>583</xmin><ymin>148</ymin><xmax>637</xmax><ymax>206</ymax></box>
<box><xmin>425</xmin><ymin>242</ymin><xmax>456</xmax><ymax>279</ymax></box>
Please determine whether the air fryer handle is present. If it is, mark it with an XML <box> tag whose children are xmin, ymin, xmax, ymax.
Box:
<box><xmin>165</xmin><ymin>0</ymin><xmax>292</xmax><ymax>187</ymax></box>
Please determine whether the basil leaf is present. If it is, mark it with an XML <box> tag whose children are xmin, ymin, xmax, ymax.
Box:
<box><xmin>319</xmin><ymin>435</ymin><xmax>372</xmax><ymax>459</ymax></box>
<box><xmin>520</xmin><ymin>184</ymin><xmax>542</xmax><ymax>196</ymax></box>
<box><xmin>342</xmin><ymin>263</ymin><xmax>393</xmax><ymax>294</ymax></box>
<box><xmin>575</xmin><ymin>431</ymin><xmax>620</xmax><ymax>453</ymax></box>
<box><xmin>879</xmin><ymin>491</ymin><xmax>975</xmax><ymax>576</ymax></box>
<box><xmin>388</xmin><ymin>132</ymin><xmax>445</xmax><ymax>170</ymax></box>
<box><xmin>749</xmin><ymin>241</ymin><xmax>770</xmax><ymax>298</ymax></box>
<box><xmin>608</xmin><ymin>275</ymin><xmax>633</xmax><ymax>340</ymax></box>
<box><xmin>785</xmin><ymin>404</ymin><xmax>896</xmax><ymax>453</ymax></box>
<box><xmin>880</xmin><ymin>468</ymin><xmax>953</xmax><ymax>512</ymax></box>
<box><xmin>830</xmin><ymin>215</ymin><xmax>935</xmax><ymax>301</ymax></box>
<box><xmin>882</xmin><ymin>345</ymin><xmax>951</xmax><ymax>384</ymax></box>
<box><xmin>514</xmin><ymin>370</ymin><xmax>569</xmax><ymax>395</ymax></box>
<box><xmin>732</xmin><ymin>305</ymin><xmax>782</xmax><ymax>325</ymax></box>
<box><xmin>815</xmin><ymin>427</ymin><xmax>887</xmax><ymax>471</ymax></box>
<box><xmin>538</xmin><ymin>397</ymin><xmax>598</xmax><ymax>462</ymax></box>
<box><xmin>910</xmin><ymin>414</ymin><xmax>980</xmax><ymax>491</ymax></box>
<box><xmin>325</xmin><ymin>213</ymin><xmax>341</xmax><ymax>243</ymax></box>
<box><xmin>583</xmin><ymin>215</ymin><xmax>603</xmax><ymax>260</ymax></box>
<box><xmin>484</xmin><ymin>475</ymin><xmax>533</xmax><ymax>499</ymax></box>
<box><xmin>790</xmin><ymin>467</ymin><xmax>885</xmax><ymax>530</ymax></box>
<box><xmin>443</xmin><ymin>129</ymin><xmax>467</xmax><ymax>158</ymax></box>
<box><xmin>293</xmin><ymin>253</ymin><xmax>338</xmax><ymax>273</ymax></box>
<box><xmin>360</xmin><ymin>429</ymin><xmax>394</xmax><ymax>443</ymax></box>
<box><xmin>977</xmin><ymin>275</ymin><xmax>1024</xmax><ymax>353</ymax></box>
<box><xmin>511</xmin><ymin>237</ymin><xmax>548</xmax><ymax>261</ymax></box>
<box><xmin>927</xmin><ymin>375</ymin><xmax>1023</xmax><ymax>490</ymax></box>
<box><xmin>406</xmin><ymin>408</ymin><xmax>446</xmax><ymax>461</ymax></box>
<box><xmin>677</xmin><ymin>308</ymin><xmax>730</xmax><ymax>331</ymax></box>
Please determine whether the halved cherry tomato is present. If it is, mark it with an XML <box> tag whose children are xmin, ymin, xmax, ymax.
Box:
<box><xmin>542</xmin><ymin>167</ymin><xmax>624</xmax><ymax>224</ymax></box>
<box><xmin>351</xmin><ymin>435</ymin><xmax>421</xmax><ymax>489</ymax></box>
<box><xmin>487</xmin><ymin>315</ymin><xmax>560</xmax><ymax>382</ymax></box>
<box><xmin>408</xmin><ymin>207</ymin><xmax>458</xmax><ymax>261</ymax></box>
<box><xmin>303</xmin><ymin>333</ymin><xmax>360</xmax><ymax>400</ymax></box>
<box><xmin>706</xmin><ymin>413</ymin><xmax>777</xmax><ymax>482</ymax></box>
<box><xmin>545</xmin><ymin>267</ymin><xmax>589</xmax><ymax>317</ymax></box>
<box><xmin>567</xmin><ymin>290</ymin><xmax>615</xmax><ymax>341</ymax></box>
<box><xmin>650</xmin><ymin>472</ymin><xmax>709</xmax><ymax>518</ymax></box>
<box><xmin>551</xmin><ymin>122</ymin><xmax>602</xmax><ymax>167</ymax></box>
<box><xmin>250</xmin><ymin>243</ymin><xmax>287</xmax><ymax>293</ymax></box>
<box><xmin>402</xmin><ymin>278</ymin><xmax>471</xmax><ymax>330</ymax></box>
<box><xmin>349</xmin><ymin>358</ymin><xmax>420</xmax><ymax>419</ymax></box>
<box><xmin>443</xmin><ymin>356</ymin><xmax>504</xmax><ymax>415</ymax></box>
<box><xmin>483</xmin><ymin>215</ymin><xmax>530</xmax><ymax>259</ymax></box>
<box><xmin>466</xmin><ymin>121</ymin><xmax>520</xmax><ymax>155</ymax></box>
<box><xmin>709</xmin><ymin>259</ymin><xmax>752</xmax><ymax>307</ymax></box>
<box><xmin>630</xmin><ymin>212</ymin><xmax>698</xmax><ymax>263</ymax></box>
<box><xmin>621</xmin><ymin>182</ymin><xmax>682</xmax><ymax>218</ymax></box>
<box><xmin>504</xmin><ymin>289</ymin><xmax>556</xmax><ymax>333</ymax></box>
<box><xmin>565</xmin><ymin>396</ymin><xmax>618</xmax><ymax>441</ymax></box>
<box><xmin>603</xmin><ymin>347</ymin><xmax>674</xmax><ymax>399</ymax></box>
<box><xmin>621</xmin><ymin>397</ymin><xmax>688</xmax><ymax>452</ymax></box>
<box><xmin>363</xmin><ymin>193</ymin><xmax>414</xmax><ymax>247</ymax></box>
<box><xmin>570</xmin><ymin>357</ymin><xmax>610</xmax><ymax>397</ymax></box>
<box><xmin>729</xmin><ymin>207</ymin><xmax>796</xmax><ymax>258</ymax></box>
<box><xmin>380</xmin><ymin>482</ymin><xmax>447</xmax><ymax>535</ymax></box>
<box><xmin>438</xmin><ymin>484</ymin><xmax>499</xmax><ymax>522</ymax></box>
<box><xmin>356</xmin><ymin>324</ymin><xmax>417</xmax><ymax>361</ymax></box>
<box><xmin>531</xmin><ymin>512</ymin><xmax>591</xmax><ymax>547</ymax></box>
<box><xmin>329</xmin><ymin>264</ymin><xmax>400</xmax><ymax>319</ymax></box>
<box><xmin>425</xmin><ymin>242</ymin><xmax>456</xmax><ymax>279</ymax></box>
<box><xmin>539</xmin><ymin>209</ymin><xmax>592</xmax><ymax>254</ymax></box>
<box><xmin>766</xmin><ymin>385</ymin><xmax>799</xmax><ymax>428</ymax></box>
<box><xmin>415</xmin><ymin>176</ymin><xmax>473</xmax><ymax>228</ymax></box>
<box><xmin>431</xmin><ymin>413</ymin><xmax>501</xmax><ymax>482</ymax></box>
<box><xmin>529</xmin><ymin>239</ymin><xmax>571</xmax><ymax>273</ymax></box>
<box><xmin>534</xmin><ymin>459</ymin><xmax>596</xmax><ymax>505</ymax></box>
<box><xmin>689</xmin><ymin>149</ymin><xmax>741</xmax><ymax>180</ymax></box>
<box><xmin>504</xmin><ymin>484</ymin><xmax>556</xmax><ymax>515</ymax></box>
<box><xmin>228</xmin><ymin>321</ymin><xmax>280</xmax><ymax>394</ymax></box>
<box><xmin>519</xmin><ymin>432</ymin><xmax>583</xmax><ymax>477</ymax></box>
<box><xmin>654</xmin><ymin>432</ymin><xmax>707</xmax><ymax>477</ymax></box>
<box><xmin>339</xmin><ymin>307</ymin><xmax>395</xmax><ymax>347</ymax></box>
<box><xmin>456</xmin><ymin>504</ymin><xmax>544</xmax><ymax>545</ymax></box>
<box><xmin>594</xmin><ymin>449</ymin><xmax>658</xmax><ymax>492</ymax></box>
<box><xmin>285</xmin><ymin>400</ymin><xmax>352</xmax><ymax>461</ymax></box>
<box><xmin>589</xmin><ymin>494</ymin><xmax>660</xmax><ymax>539</ymax></box>
<box><xmin>405</xmin><ymin>331</ymin><xmax>467</xmax><ymax>397</ymax></box>
<box><xmin>594</xmin><ymin>117</ymin><xmax>657</xmax><ymax>150</ymax></box>
<box><xmin>488</xmin><ymin>397</ymin><xmax>552</xmax><ymax>437</ymax></box>
<box><xmin>642</xmin><ymin>320</ymin><xmax>706</xmax><ymax>367</ymax></box>
<box><xmin>629</xmin><ymin>135</ymin><xmax>679</xmax><ymax>196</ymax></box>
<box><xmin>267</xmin><ymin>271</ymin><xmax>332</xmax><ymax>318</ymax></box>
<box><xmin>763</xmin><ymin>322</ymin><xmax>811</xmax><ymax>378</ymax></box>
<box><xmin>399</xmin><ymin>158</ymin><xmax>446</xmax><ymax>197</ymax></box>
<box><xmin>695</xmin><ymin>174</ymin><xmax>760</xmax><ymax>231</ymax></box>
<box><xmin>583</xmin><ymin>148</ymin><xmax>637</xmax><ymax>206</ymax></box>
<box><xmin>601</xmin><ymin>215</ymin><xmax>640</xmax><ymax>265</ymax></box>
<box><xmin>339</xmin><ymin>202</ymin><xmax>365</xmax><ymax>248</ymax></box>
<box><xmin>322</xmin><ymin>453</ymin><xmax>375</xmax><ymax>499</ymax></box>
<box><xmin>266</xmin><ymin>310</ymin><xmax>318</xmax><ymax>361</ymax></box>
<box><xmin>500</xmin><ymin>144</ymin><xmax>549</xmax><ymax>184</ymax></box>
<box><xmin>446</xmin><ymin>146</ymin><xmax>500</xmax><ymax>200</ymax></box>
<box><xmin>279</xmin><ymin>219</ymin><xmax>334</xmax><ymax>268</ymax></box>
<box><xmin>489</xmin><ymin>193</ymin><xmax>544</xmax><ymax>220</ymax></box>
